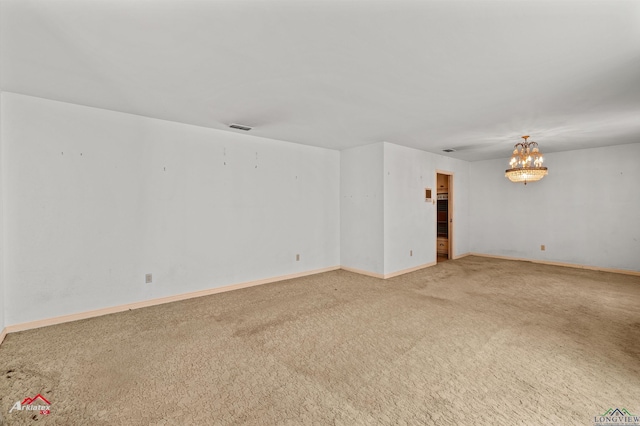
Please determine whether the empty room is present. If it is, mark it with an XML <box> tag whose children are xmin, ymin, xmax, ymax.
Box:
<box><xmin>1</xmin><ymin>0</ymin><xmax>639</xmax><ymax>425</ymax></box>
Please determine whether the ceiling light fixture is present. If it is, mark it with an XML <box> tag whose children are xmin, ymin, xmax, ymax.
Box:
<box><xmin>505</xmin><ymin>135</ymin><xmax>548</xmax><ymax>185</ymax></box>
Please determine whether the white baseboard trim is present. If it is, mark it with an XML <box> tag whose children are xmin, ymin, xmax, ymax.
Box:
<box><xmin>341</xmin><ymin>260</ymin><xmax>440</xmax><ymax>280</ymax></box>
<box><xmin>469</xmin><ymin>253</ymin><xmax>640</xmax><ymax>276</ymax></box>
<box><xmin>383</xmin><ymin>261</ymin><xmax>437</xmax><ymax>279</ymax></box>
<box><xmin>16</xmin><ymin>253</ymin><xmax>618</xmax><ymax>346</ymax></box>
<box><xmin>0</xmin><ymin>328</ymin><xmax>7</xmax><ymax>345</ymax></box>
<box><xmin>3</xmin><ymin>265</ymin><xmax>341</xmax><ymax>337</ymax></box>
<box><xmin>340</xmin><ymin>266</ymin><xmax>384</xmax><ymax>279</ymax></box>
<box><xmin>453</xmin><ymin>252</ymin><xmax>471</xmax><ymax>260</ymax></box>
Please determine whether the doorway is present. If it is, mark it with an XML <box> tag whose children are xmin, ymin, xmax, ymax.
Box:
<box><xmin>436</xmin><ymin>171</ymin><xmax>453</xmax><ymax>262</ymax></box>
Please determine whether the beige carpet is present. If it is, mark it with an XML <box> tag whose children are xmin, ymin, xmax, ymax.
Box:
<box><xmin>1</xmin><ymin>256</ymin><xmax>639</xmax><ymax>425</ymax></box>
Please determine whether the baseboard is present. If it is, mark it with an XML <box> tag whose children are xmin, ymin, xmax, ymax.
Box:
<box><xmin>0</xmin><ymin>328</ymin><xmax>7</xmax><ymax>345</ymax></box>
<box><xmin>383</xmin><ymin>261</ymin><xmax>437</xmax><ymax>279</ymax></box>
<box><xmin>470</xmin><ymin>253</ymin><xmax>640</xmax><ymax>276</ymax></box>
<box><xmin>341</xmin><ymin>261</ymin><xmax>439</xmax><ymax>280</ymax></box>
<box><xmin>3</xmin><ymin>265</ymin><xmax>341</xmax><ymax>337</ymax></box>
<box><xmin>453</xmin><ymin>252</ymin><xmax>471</xmax><ymax>260</ymax></box>
<box><xmin>340</xmin><ymin>266</ymin><xmax>384</xmax><ymax>279</ymax></box>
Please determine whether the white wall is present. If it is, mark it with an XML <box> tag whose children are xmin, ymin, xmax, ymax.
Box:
<box><xmin>1</xmin><ymin>92</ymin><xmax>340</xmax><ymax>326</ymax></box>
<box><xmin>0</xmin><ymin>7</ymin><xmax>6</xmax><ymax>330</ymax></box>
<box><xmin>0</xmin><ymin>10</ymin><xmax>4</xmax><ymax>331</ymax></box>
<box><xmin>340</xmin><ymin>143</ymin><xmax>384</xmax><ymax>275</ymax></box>
<box><xmin>0</xmin><ymin>91</ymin><xmax>4</xmax><ymax>333</ymax></box>
<box><xmin>6</xmin><ymin>91</ymin><xmax>635</xmax><ymax>332</ymax></box>
<box><xmin>340</xmin><ymin>141</ymin><xmax>470</xmax><ymax>277</ymax></box>
<box><xmin>469</xmin><ymin>143</ymin><xmax>640</xmax><ymax>272</ymax></box>
<box><xmin>383</xmin><ymin>142</ymin><xmax>469</xmax><ymax>275</ymax></box>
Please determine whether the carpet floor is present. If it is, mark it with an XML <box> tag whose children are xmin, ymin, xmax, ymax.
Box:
<box><xmin>1</xmin><ymin>256</ymin><xmax>639</xmax><ymax>425</ymax></box>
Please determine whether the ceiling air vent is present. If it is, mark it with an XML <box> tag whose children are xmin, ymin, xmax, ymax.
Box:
<box><xmin>229</xmin><ymin>123</ymin><xmax>252</xmax><ymax>131</ymax></box>
<box><xmin>442</xmin><ymin>148</ymin><xmax>456</xmax><ymax>153</ymax></box>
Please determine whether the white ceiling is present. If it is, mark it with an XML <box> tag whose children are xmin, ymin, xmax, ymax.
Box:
<box><xmin>1</xmin><ymin>0</ymin><xmax>639</xmax><ymax>161</ymax></box>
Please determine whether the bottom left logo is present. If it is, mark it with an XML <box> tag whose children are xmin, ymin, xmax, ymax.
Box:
<box><xmin>9</xmin><ymin>394</ymin><xmax>51</xmax><ymax>415</ymax></box>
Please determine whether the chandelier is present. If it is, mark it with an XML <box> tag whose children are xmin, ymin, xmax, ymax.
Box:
<box><xmin>505</xmin><ymin>135</ymin><xmax>548</xmax><ymax>185</ymax></box>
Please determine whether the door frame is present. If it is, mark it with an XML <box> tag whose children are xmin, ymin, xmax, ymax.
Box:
<box><xmin>436</xmin><ymin>170</ymin><xmax>454</xmax><ymax>260</ymax></box>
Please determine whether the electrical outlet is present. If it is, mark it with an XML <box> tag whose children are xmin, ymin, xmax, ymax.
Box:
<box><xmin>145</xmin><ymin>273</ymin><xmax>152</xmax><ymax>283</ymax></box>
<box><xmin>296</xmin><ymin>254</ymin><xmax>300</xmax><ymax>261</ymax></box>
<box><xmin>410</xmin><ymin>250</ymin><xmax>413</xmax><ymax>256</ymax></box>
<box><xmin>540</xmin><ymin>245</ymin><xmax>545</xmax><ymax>251</ymax></box>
